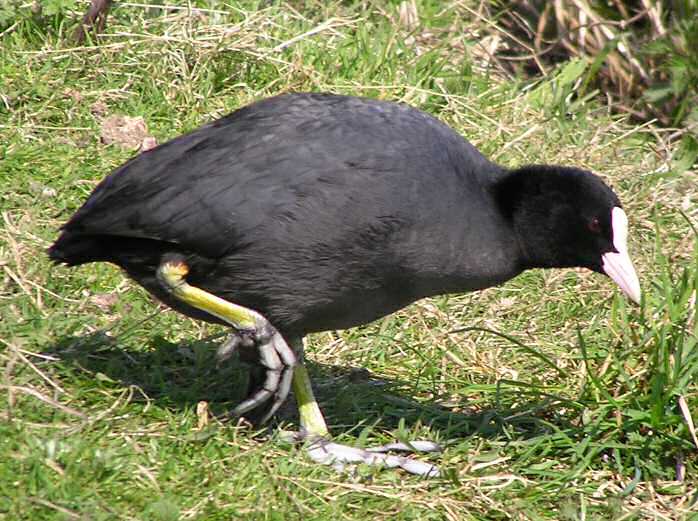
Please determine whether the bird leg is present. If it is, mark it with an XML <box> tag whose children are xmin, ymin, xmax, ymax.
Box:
<box><xmin>292</xmin><ymin>362</ymin><xmax>329</xmax><ymax>437</ymax></box>
<box><xmin>287</xmin><ymin>340</ymin><xmax>441</xmax><ymax>478</ymax></box>
<box><xmin>157</xmin><ymin>257</ymin><xmax>440</xmax><ymax>477</ymax></box>
<box><xmin>157</xmin><ymin>256</ymin><xmax>296</xmax><ymax>423</ymax></box>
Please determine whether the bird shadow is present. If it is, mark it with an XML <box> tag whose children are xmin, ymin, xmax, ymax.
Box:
<box><xmin>42</xmin><ymin>331</ymin><xmax>574</xmax><ymax>443</ymax></box>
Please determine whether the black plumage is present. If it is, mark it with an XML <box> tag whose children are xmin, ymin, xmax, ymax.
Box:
<box><xmin>50</xmin><ymin>92</ymin><xmax>634</xmax><ymax>356</ymax></box>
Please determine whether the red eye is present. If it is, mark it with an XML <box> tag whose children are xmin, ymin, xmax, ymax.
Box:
<box><xmin>588</xmin><ymin>217</ymin><xmax>601</xmax><ymax>233</ymax></box>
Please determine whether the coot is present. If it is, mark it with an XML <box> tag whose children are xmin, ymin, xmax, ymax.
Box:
<box><xmin>49</xmin><ymin>92</ymin><xmax>640</xmax><ymax>475</ymax></box>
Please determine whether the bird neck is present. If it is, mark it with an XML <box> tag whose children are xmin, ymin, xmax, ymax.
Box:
<box><xmin>403</xmin><ymin>202</ymin><xmax>524</xmax><ymax>298</ymax></box>
<box><xmin>492</xmin><ymin>165</ymin><xmax>557</xmax><ymax>270</ymax></box>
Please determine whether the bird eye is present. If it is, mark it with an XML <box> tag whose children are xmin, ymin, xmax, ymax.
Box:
<box><xmin>588</xmin><ymin>217</ymin><xmax>601</xmax><ymax>233</ymax></box>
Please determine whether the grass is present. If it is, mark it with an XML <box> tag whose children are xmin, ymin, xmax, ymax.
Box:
<box><xmin>1</xmin><ymin>1</ymin><xmax>697</xmax><ymax>519</ymax></box>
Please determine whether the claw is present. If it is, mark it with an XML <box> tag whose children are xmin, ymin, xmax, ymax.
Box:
<box><xmin>232</xmin><ymin>325</ymin><xmax>296</xmax><ymax>420</ymax></box>
<box><xmin>259</xmin><ymin>364</ymin><xmax>294</xmax><ymax>424</ymax></box>
<box><xmin>305</xmin><ymin>438</ymin><xmax>441</xmax><ymax>478</ymax></box>
<box><xmin>366</xmin><ymin>440</ymin><xmax>442</xmax><ymax>453</ymax></box>
<box><xmin>279</xmin><ymin>432</ymin><xmax>441</xmax><ymax>477</ymax></box>
<box><xmin>216</xmin><ymin>334</ymin><xmax>241</xmax><ymax>365</ymax></box>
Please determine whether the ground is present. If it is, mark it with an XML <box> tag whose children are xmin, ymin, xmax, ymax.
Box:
<box><xmin>1</xmin><ymin>1</ymin><xmax>697</xmax><ymax>520</ymax></box>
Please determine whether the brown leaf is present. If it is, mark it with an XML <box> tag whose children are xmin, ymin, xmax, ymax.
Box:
<box><xmin>63</xmin><ymin>89</ymin><xmax>83</xmax><ymax>103</ymax></box>
<box><xmin>89</xmin><ymin>293</ymin><xmax>119</xmax><ymax>311</ymax></box>
<box><xmin>140</xmin><ymin>136</ymin><xmax>158</xmax><ymax>151</ymax></box>
<box><xmin>90</xmin><ymin>100</ymin><xmax>108</xmax><ymax>117</ymax></box>
<box><xmin>100</xmin><ymin>115</ymin><xmax>153</xmax><ymax>150</ymax></box>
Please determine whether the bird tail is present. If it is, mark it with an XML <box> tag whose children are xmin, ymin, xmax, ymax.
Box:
<box><xmin>47</xmin><ymin>231</ymin><xmax>107</xmax><ymax>266</ymax></box>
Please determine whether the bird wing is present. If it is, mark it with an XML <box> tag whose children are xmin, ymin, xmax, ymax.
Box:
<box><xmin>62</xmin><ymin>94</ymin><xmax>492</xmax><ymax>258</ymax></box>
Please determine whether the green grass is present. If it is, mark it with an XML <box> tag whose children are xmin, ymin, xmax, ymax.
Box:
<box><xmin>1</xmin><ymin>1</ymin><xmax>697</xmax><ymax>519</ymax></box>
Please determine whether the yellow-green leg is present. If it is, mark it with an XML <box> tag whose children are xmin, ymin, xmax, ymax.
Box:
<box><xmin>292</xmin><ymin>364</ymin><xmax>329</xmax><ymax>437</ymax></box>
<box><xmin>157</xmin><ymin>256</ymin><xmax>296</xmax><ymax>421</ymax></box>
<box><xmin>157</xmin><ymin>256</ymin><xmax>439</xmax><ymax>477</ymax></box>
<box><xmin>288</xmin><ymin>343</ymin><xmax>440</xmax><ymax>477</ymax></box>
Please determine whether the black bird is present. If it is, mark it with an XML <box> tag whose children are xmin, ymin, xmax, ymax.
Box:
<box><xmin>49</xmin><ymin>92</ymin><xmax>640</xmax><ymax>475</ymax></box>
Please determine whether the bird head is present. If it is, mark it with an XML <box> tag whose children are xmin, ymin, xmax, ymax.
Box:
<box><xmin>496</xmin><ymin>165</ymin><xmax>641</xmax><ymax>304</ymax></box>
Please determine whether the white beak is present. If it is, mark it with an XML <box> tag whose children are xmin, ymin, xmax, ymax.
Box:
<box><xmin>601</xmin><ymin>207</ymin><xmax>641</xmax><ymax>304</ymax></box>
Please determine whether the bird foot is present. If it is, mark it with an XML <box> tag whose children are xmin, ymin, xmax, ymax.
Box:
<box><xmin>217</xmin><ymin>329</ymin><xmax>296</xmax><ymax>424</ymax></box>
<box><xmin>157</xmin><ymin>257</ymin><xmax>298</xmax><ymax>425</ymax></box>
<box><xmin>281</xmin><ymin>431</ymin><xmax>442</xmax><ymax>477</ymax></box>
